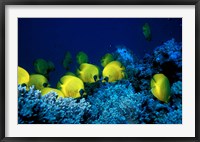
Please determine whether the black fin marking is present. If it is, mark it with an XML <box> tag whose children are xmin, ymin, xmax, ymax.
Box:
<box><xmin>79</xmin><ymin>89</ymin><xmax>85</xmax><ymax>97</ymax></box>
<box><xmin>93</xmin><ymin>75</ymin><xmax>97</xmax><ymax>82</ymax></box>
<box><xmin>104</xmin><ymin>76</ymin><xmax>109</xmax><ymax>82</ymax></box>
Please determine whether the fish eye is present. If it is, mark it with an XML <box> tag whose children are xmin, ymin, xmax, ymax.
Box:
<box><xmin>43</xmin><ymin>83</ymin><xmax>48</xmax><ymax>87</ymax></box>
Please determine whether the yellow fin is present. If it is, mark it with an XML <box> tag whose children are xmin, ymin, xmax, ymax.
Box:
<box><xmin>79</xmin><ymin>63</ymin><xmax>89</xmax><ymax>70</ymax></box>
<box><xmin>108</xmin><ymin>61</ymin><xmax>122</xmax><ymax>67</ymax></box>
<box><xmin>65</xmin><ymin>72</ymin><xmax>76</xmax><ymax>76</ymax></box>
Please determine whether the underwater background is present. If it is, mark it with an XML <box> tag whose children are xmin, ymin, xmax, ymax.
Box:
<box><xmin>18</xmin><ymin>18</ymin><xmax>182</xmax><ymax>124</ymax></box>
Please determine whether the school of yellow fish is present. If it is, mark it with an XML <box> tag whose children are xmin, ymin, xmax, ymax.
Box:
<box><xmin>18</xmin><ymin>50</ymin><xmax>171</xmax><ymax>103</ymax></box>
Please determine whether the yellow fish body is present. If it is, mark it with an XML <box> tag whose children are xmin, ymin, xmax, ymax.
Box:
<box><xmin>102</xmin><ymin>61</ymin><xmax>125</xmax><ymax>82</ymax></box>
<box><xmin>41</xmin><ymin>87</ymin><xmax>64</xmax><ymax>98</ymax></box>
<box><xmin>28</xmin><ymin>74</ymin><xmax>49</xmax><ymax>90</ymax></box>
<box><xmin>57</xmin><ymin>75</ymin><xmax>85</xmax><ymax>98</ymax></box>
<box><xmin>77</xmin><ymin>63</ymin><xmax>100</xmax><ymax>83</ymax></box>
<box><xmin>18</xmin><ymin>66</ymin><xmax>30</xmax><ymax>86</ymax></box>
<box><xmin>150</xmin><ymin>73</ymin><xmax>171</xmax><ymax>103</ymax></box>
<box><xmin>100</xmin><ymin>53</ymin><xmax>114</xmax><ymax>67</ymax></box>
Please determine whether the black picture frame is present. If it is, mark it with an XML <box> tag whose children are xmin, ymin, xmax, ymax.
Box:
<box><xmin>0</xmin><ymin>0</ymin><xmax>199</xmax><ymax>142</ymax></box>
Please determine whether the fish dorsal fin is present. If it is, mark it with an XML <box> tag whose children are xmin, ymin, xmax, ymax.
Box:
<box><xmin>60</xmin><ymin>75</ymin><xmax>73</xmax><ymax>84</ymax></box>
<box><xmin>112</xmin><ymin>61</ymin><xmax>121</xmax><ymax>67</ymax></box>
<box><xmin>153</xmin><ymin>74</ymin><xmax>164</xmax><ymax>82</ymax></box>
<box><xmin>65</xmin><ymin>72</ymin><xmax>75</xmax><ymax>76</ymax></box>
<box><xmin>79</xmin><ymin>63</ymin><xmax>89</xmax><ymax>70</ymax></box>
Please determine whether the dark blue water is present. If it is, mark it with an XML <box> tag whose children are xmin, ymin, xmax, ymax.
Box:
<box><xmin>18</xmin><ymin>18</ymin><xmax>182</xmax><ymax>87</ymax></box>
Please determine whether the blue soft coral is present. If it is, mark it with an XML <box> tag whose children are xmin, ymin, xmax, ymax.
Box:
<box><xmin>86</xmin><ymin>80</ymin><xmax>182</xmax><ymax>124</ymax></box>
<box><xmin>18</xmin><ymin>85</ymin><xmax>91</xmax><ymax>124</ymax></box>
<box><xmin>18</xmin><ymin>39</ymin><xmax>182</xmax><ymax>124</ymax></box>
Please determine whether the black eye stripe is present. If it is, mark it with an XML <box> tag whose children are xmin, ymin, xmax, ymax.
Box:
<box><xmin>79</xmin><ymin>89</ymin><xmax>85</xmax><ymax>97</ymax></box>
<box><xmin>43</xmin><ymin>83</ymin><xmax>48</xmax><ymax>87</ymax></box>
<box><xmin>21</xmin><ymin>83</ymin><xmax>27</xmax><ymax>87</ymax></box>
<box><xmin>104</xmin><ymin>77</ymin><xmax>109</xmax><ymax>82</ymax></box>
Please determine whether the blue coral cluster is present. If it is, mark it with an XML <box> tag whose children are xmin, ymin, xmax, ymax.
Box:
<box><xmin>18</xmin><ymin>85</ymin><xmax>91</xmax><ymax>124</ymax></box>
<box><xmin>18</xmin><ymin>39</ymin><xmax>182</xmax><ymax>124</ymax></box>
